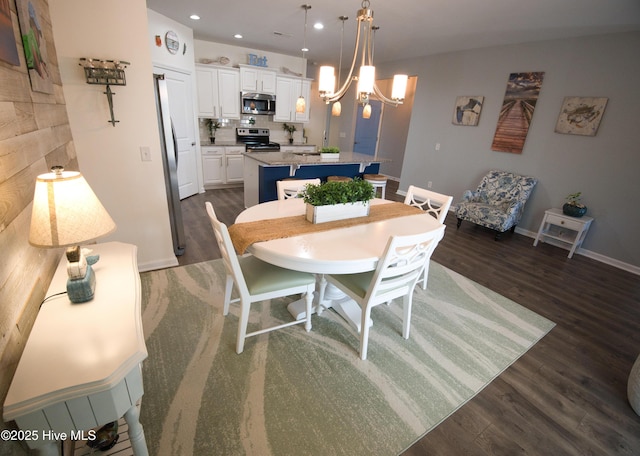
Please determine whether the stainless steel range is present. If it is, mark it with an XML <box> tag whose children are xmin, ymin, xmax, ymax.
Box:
<box><xmin>236</xmin><ymin>128</ymin><xmax>281</xmax><ymax>152</ymax></box>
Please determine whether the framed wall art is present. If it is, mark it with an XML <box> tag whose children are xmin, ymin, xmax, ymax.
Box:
<box><xmin>491</xmin><ymin>72</ymin><xmax>545</xmax><ymax>154</ymax></box>
<box><xmin>555</xmin><ymin>96</ymin><xmax>608</xmax><ymax>136</ymax></box>
<box><xmin>0</xmin><ymin>0</ymin><xmax>21</xmax><ymax>66</ymax></box>
<box><xmin>16</xmin><ymin>0</ymin><xmax>53</xmax><ymax>94</ymax></box>
<box><xmin>452</xmin><ymin>96</ymin><xmax>484</xmax><ymax>126</ymax></box>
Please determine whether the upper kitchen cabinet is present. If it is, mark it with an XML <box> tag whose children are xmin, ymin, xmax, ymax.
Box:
<box><xmin>196</xmin><ymin>64</ymin><xmax>240</xmax><ymax>119</ymax></box>
<box><xmin>239</xmin><ymin>65</ymin><xmax>277</xmax><ymax>94</ymax></box>
<box><xmin>274</xmin><ymin>75</ymin><xmax>311</xmax><ymax>123</ymax></box>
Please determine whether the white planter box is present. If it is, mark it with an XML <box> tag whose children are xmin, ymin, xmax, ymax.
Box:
<box><xmin>321</xmin><ymin>153</ymin><xmax>340</xmax><ymax>160</ymax></box>
<box><xmin>306</xmin><ymin>201</ymin><xmax>370</xmax><ymax>224</ymax></box>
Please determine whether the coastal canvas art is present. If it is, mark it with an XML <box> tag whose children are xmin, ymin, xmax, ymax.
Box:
<box><xmin>0</xmin><ymin>0</ymin><xmax>20</xmax><ymax>66</ymax></box>
<box><xmin>491</xmin><ymin>72</ymin><xmax>544</xmax><ymax>154</ymax></box>
<box><xmin>555</xmin><ymin>96</ymin><xmax>608</xmax><ymax>136</ymax></box>
<box><xmin>452</xmin><ymin>96</ymin><xmax>484</xmax><ymax>126</ymax></box>
<box><xmin>16</xmin><ymin>0</ymin><xmax>53</xmax><ymax>93</ymax></box>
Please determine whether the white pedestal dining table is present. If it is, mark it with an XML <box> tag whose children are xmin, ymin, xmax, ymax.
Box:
<box><xmin>234</xmin><ymin>198</ymin><xmax>445</xmax><ymax>331</ymax></box>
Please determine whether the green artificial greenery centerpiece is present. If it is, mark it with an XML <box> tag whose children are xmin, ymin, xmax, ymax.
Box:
<box><xmin>206</xmin><ymin>119</ymin><xmax>221</xmax><ymax>143</ymax></box>
<box><xmin>283</xmin><ymin>123</ymin><xmax>296</xmax><ymax>143</ymax></box>
<box><xmin>563</xmin><ymin>192</ymin><xmax>587</xmax><ymax>217</ymax></box>
<box><xmin>300</xmin><ymin>177</ymin><xmax>374</xmax><ymax>207</ymax></box>
<box><xmin>320</xmin><ymin>146</ymin><xmax>340</xmax><ymax>154</ymax></box>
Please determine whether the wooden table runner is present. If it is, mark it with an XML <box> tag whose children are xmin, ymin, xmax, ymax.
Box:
<box><xmin>228</xmin><ymin>202</ymin><xmax>423</xmax><ymax>254</ymax></box>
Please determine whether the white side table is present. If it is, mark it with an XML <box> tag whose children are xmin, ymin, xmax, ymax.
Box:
<box><xmin>3</xmin><ymin>242</ymin><xmax>148</xmax><ymax>455</ymax></box>
<box><xmin>533</xmin><ymin>208</ymin><xmax>593</xmax><ymax>258</ymax></box>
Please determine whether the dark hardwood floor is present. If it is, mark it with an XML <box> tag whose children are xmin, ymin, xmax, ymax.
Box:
<box><xmin>179</xmin><ymin>182</ymin><xmax>640</xmax><ymax>455</ymax></box>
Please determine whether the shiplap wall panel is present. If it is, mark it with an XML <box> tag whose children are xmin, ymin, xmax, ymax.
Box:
<box><xmin>0</xmin><ymin>0</ymin><xmax>74</xmax><ymax>433</ymax></box>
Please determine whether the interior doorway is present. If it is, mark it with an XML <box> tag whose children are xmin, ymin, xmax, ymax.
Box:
<box><xmin>353</xmin><ymin>100</ymin><xmax>383</xmax><ymax>156</ymax></box>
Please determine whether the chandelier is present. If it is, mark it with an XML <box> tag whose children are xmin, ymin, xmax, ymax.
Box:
<box><xmin>318</xmin><ymin>0</ymin><xmax>408</xmax><ymax>115</ymax></box>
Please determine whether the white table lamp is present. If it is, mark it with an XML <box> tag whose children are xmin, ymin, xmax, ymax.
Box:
<box><xmin>29</xmin><ymin>166</ymin><xmax>116</xmax><ymax>303</ymax></box>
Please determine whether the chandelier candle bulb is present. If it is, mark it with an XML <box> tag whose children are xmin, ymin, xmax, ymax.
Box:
<box><xmin>392</xmin><ymin>74</ymin><xmax>408</xmax><ymax>100</ymax></box>
<box><xmin>358</xmin><ymin>65</ymin><xmax>375</xmax><ymax>94</ymax></box>
<box><xmin>319</xmin><ymin>66</ymin><xmax>335</xmax><ymax>95</ymax></box>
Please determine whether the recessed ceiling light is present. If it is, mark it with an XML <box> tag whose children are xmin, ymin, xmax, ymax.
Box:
<box><xmin>234</xmin><ymin>34</ymin><xmax>243</xmax><ymax>39</ymax></box>
<box><xmin>189</xmin><ymin>14</ymin><xmax>200</xmax><ymax>20</ymax></box>
<box><xmin>313</xmin><ymin>22</ymin><xmax>323</xmax><ymax>30</ymax></box>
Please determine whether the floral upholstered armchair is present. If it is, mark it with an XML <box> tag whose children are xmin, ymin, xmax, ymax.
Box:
<box><xmin>455</xmin><ymin>170</ymin><xmax>538</xmax><ymax>240</ymax></box>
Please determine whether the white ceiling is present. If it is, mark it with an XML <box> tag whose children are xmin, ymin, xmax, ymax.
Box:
<box><xmin>146</xmin><ymin>0</ymin><xmax>640</xmax><ymax>66</ymax></box>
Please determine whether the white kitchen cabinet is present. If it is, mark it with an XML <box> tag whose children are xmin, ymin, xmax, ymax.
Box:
<box><xmin>239</xmin><ymin>65</ymin><xmax>277</xmax><ymax>94</ymax></box>
<box><xmin>274</xmin><ymin>75</ymin><xmax>311</xmax><ymax>123</ymax></box>
<box><xmin>202</xmin><ymin>146</ymin><xmax>244</xmax><ymax>186</ymax></box>
<box><xmin>225</xmin><ymin>146</ymin><xmax>245</xmax><ymax>183</ymax></box>
<box><xmin>201</xmin><ymin>146</ymin><xmax>225</xmax><ymax>185</ymax></box>
<box><xmin>196</xmin><ymin>64</ymin><xmax>240</xmax><ymax>119</ymax></box>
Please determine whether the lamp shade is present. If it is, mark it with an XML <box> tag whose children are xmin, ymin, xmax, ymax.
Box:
<box><xmin>29</xmin><ymin>169</ymin><xmax>116</xmax><ymax>248</ymax></box>
<box><xmin>295</xmin><ymin>95</ymin><xmax>306</xmax><ymax>113</ymax></box>
<box><xmin>331</xmin><ymin>101</ymin><xmax>342</xmax><ymax>116</ymax></box>
<box><xmin>391</xmin><ymin>74</ymin><xmax>408</xmax><ymax>100</ymax></box>
<box><xmin>363</xmin><ymin>103</ymin><xmax>372</xmax><ymax>119</ymax></box>
<box><xmin>318</xmin><ymin>66</ymin><xmax>335</xmax><ymax>94</ymax></box>
<box><xmin>358</xmin><ymin>66</ymin><xmax>375</xmax><ymax>94</ymax></box>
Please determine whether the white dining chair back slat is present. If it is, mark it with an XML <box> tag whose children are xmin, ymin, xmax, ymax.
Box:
<box><xmin>205</xmin><ymin>202</ymin><xmax>316</xmax><ymax>353</ymax></box>
<box><xmin>324</xmin><ymin>226</ymin><xmax>445</xmax><ymax>360</ymax></box>
<box><xmin>276</xmin><ymin>178</ymin><xmax>321</xmax><ymax>200</ymax></box>
<box><xmin>403</xmin><ymin>185</ymin><xmax>453</xmax><ymax>290</ymax></box>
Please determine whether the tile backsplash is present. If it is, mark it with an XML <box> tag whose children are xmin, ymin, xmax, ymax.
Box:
<box><xmin>198</xmin><ymin>116</ymin><xmax>306</xmax><ymax>144</ymax></box>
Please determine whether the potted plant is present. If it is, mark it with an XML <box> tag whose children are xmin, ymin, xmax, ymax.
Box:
<box><xmin>300</xmin><ymin>178</ymin><xmax>375</xmax><ymax>223</ymax></box>
<box><xmin>283</xmin><ymin>123</ymin><xmax>296</xmax><ymax>144</ymax></box>
<box><xmin>206</xmin><ymin>119</ymin><xmax>221</xmax><ymax>144</ymax></box>
<box><xmin>320</xmin><ymin>146</ymin><xmax>340</xmax><ymax>160</ymax></box>
<box><xmin>563</xmin><ymin>192</ymin><xmax>587</xmax><ymax>217</ymax></box>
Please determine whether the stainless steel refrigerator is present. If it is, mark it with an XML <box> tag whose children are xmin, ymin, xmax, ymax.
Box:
<box><xmin>153</xmin><ymin>73</ymin><xmax>185</xmax><ymax>256</ymax></box>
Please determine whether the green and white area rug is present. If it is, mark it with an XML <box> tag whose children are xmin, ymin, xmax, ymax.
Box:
<box><xmin>139</xmin><ymin>260</ymin><xmax>554</xmax><ymax>456</ymax></box>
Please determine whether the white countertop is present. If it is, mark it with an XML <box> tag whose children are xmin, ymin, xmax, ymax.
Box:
<box><xmin>242</xmin><ymin>151</ymin><xmax>391</xmax><ymax>166</ymax></box>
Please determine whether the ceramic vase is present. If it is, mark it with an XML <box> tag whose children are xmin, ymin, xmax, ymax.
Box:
<box><xmin>562</xmin><ymin>203</ymin><xmax>587</xmax><ymax>217</ymax></box>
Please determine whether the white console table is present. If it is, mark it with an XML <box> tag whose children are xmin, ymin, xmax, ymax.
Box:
<box><xmin>3</xmin><ymin>242</ymin><xmax>148</xmax><ymax>455</ymax></box>
<box><xmin>533</xmin><ymin>208</ymin><xmax>594</xmax><ymax>258</ymax></box>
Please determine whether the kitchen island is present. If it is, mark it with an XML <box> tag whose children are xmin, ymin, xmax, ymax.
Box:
<box><xmin>243</xmin><ymin>151</ymin><xmax>390</xmax><ymax>207</ymax></box>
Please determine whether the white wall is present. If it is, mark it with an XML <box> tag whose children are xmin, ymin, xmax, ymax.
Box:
<box><xmin>381</xmin><ymin>32</ymin><xmax>640</xmax><ymax>270</ymax></box>
<box><xmin>50</xmin><ymin>0</ymin><xmax>176</xmax><ymax>271</ymax></box>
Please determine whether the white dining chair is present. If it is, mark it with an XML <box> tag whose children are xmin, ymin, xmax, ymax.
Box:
<box><xmin>276</xmin><ymin>178</ymin><xmax>321</xmax><ymax>200</ymax></box>
<box><xmin>205</xmin><ymin>202</ymin><xmax>316</xmax><ymax>354</ymax></box>
<box><xmin>324</xmin><ymin>227</ymin><xmax>445</xmax><ymax>360</ymax></box>
<box><xmin>404</xmin><ymin>185</ymin><xmax>453</xmax><ymax>289</ymax></box>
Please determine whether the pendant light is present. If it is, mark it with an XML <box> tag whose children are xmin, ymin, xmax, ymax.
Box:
<box><xmin>362</xmin><ymin>103</ymin><xmax>372</xmax><ymax>119</ymax></box>
<box><xmin>296</xmin><ymin>5</ymin><xmax>311</xmax><ymax>114</ymax></box>
<box><xmin>318</xmin><ymin>0</ymin><xmax>407</xmax><ymax>111</ymax></box>
<box><xmin>331</xmin><ymin>16</ymin><xmax>348</xmax><ymax>117</ymax></box>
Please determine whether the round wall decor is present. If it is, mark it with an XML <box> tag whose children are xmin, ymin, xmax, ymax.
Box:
<box><xmin>165</xmin><ymin>31</ymin><xmax>179</xmax><ymax>54</ymax></box>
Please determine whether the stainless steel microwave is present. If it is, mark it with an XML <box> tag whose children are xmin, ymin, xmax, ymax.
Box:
<box><xmin>241</xmin><ymin>92</ymin><xmax>276</xmax><ymax>115</ymax></box>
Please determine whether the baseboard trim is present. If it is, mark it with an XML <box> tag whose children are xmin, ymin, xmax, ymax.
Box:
<box><xmin>514</xmin><ymin>227</ymin><xmax>639</xmax><ymax>275</ymax></box>
<box><xmin>138</xmin><ymin>256</ymin><xmax>179</xmax><ymax>272</ymax></box>
<box><xmin>399</xmin><ymin>197</ymin><xmax>640</xmax><ymax>276</ymax></box>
